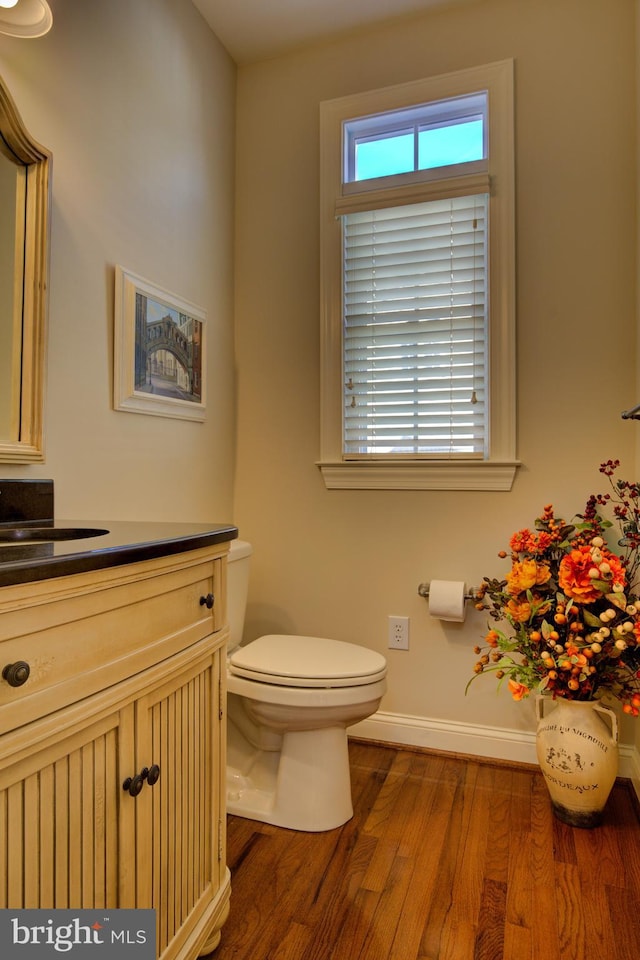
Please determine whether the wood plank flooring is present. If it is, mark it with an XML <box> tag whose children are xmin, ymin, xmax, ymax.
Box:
<box><xmin>208</xmin><ymin>740</ymin><xmax>640</xmax><ymax>960</ymax></box>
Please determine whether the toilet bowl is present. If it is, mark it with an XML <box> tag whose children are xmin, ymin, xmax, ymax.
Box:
<box><xmin>226</xmin><ymin>541</ymin><xmax>387</xmax><ymax>832</ymax></box>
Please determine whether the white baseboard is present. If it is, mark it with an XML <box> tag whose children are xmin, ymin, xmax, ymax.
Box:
<box><xmin>349</xmin><ymin>710</ymin><xmax>640</xmax><ymax>788</ymax></box>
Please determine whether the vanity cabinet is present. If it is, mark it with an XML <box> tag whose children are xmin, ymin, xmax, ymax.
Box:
<box><xmin>0</xmin><ymin>544</ymin><xmax>230</xmax><ymax>959</ymax></box>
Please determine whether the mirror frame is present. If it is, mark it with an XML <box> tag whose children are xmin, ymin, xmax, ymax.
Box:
<box><xmin>0</xmin><ymin>73</ymin><xmax>51</xmax><ymax>462</ymax></box>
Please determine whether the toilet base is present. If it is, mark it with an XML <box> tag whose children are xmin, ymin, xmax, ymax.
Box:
<box><xmin>227</xmin><ymin>722</ymin><xmax>354</xmax><ymax>832</ymax></box>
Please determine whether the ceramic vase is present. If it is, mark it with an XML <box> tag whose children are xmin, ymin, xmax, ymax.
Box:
<box><xmin>535</xmin><ymin>696</ymin><xmax>618</xmax><ymax>828</ymax></box>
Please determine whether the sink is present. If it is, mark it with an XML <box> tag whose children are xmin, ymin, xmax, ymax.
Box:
<box><xmin>0</xmin><ymin>527</ymin><xmax>109</xmax><ymax>543</ymax></box>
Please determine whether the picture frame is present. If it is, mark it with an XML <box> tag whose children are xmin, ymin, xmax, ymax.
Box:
<box><xmin>113</xmin><ymin>266</ymin><xmax>206</xmax><ymax>421</ymax></box>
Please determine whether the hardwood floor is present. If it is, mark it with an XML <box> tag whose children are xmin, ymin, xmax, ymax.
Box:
<box><xmin>209</xmin><ymin>740</ymin><xmax>640</xmax><ymax>960</ymax></box>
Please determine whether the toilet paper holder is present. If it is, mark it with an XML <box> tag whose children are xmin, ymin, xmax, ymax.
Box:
<box><xmin>417</xmin><ymin>582</ymin><xmax>477</xmax><ymax>601</ymax></box>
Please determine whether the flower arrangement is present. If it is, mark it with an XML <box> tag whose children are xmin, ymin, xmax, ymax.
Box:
<box><xmin>470</xmin><ymin>461</ymin><xmax>640</xmax><ymax>715</ymax></box>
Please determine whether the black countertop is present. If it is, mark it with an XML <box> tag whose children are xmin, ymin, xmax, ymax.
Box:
<box><xmin>0</xmin><ymin>519</ymin><xmax>238</xmax><ymax>587</ymax></box>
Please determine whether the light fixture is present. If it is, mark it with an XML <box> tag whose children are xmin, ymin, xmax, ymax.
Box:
<box><xmin>0</xmin><ymin>0</ymin><xmax>52</xmax><ymax>38</ymax></box>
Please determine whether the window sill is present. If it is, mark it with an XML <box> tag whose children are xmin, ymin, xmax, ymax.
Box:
<box><xmin>317</xmin><ymin>460</ymin><xmax>520</xmax><ymax>491</ymax></box>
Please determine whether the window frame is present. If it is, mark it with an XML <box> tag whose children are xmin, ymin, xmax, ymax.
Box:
<box><xmin>318</xmin><ymin>60</ymin><xmax>518</xmax><ymax>491</ymax></box>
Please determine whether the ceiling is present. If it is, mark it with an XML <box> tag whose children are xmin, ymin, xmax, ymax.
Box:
<box><xmin>191</xmin><ymin>0</ymin><xmax>474</xmax><ymax>65</ymax></box>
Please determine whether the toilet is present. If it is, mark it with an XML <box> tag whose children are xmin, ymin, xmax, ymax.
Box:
<box><xmin>225</xmin><ymin>539</ymin><xmax>387</xmax><ymax>832</ymax></box>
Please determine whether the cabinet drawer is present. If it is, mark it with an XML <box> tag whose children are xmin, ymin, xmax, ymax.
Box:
<box><xmin>0</xmin><ymin>554</ymin><xmax>224</xmax><ymax>733</ymax></box>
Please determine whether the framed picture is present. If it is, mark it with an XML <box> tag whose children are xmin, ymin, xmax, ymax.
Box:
<box><xmin>113</xmin><ymin>266</ymin><xmax>206</xmax><ymax>421</ymax></box>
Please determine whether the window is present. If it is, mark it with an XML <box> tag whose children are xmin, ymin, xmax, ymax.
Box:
<box><xmin>319</xmin><ymin>61</ymin><xmax>517</xmax><ymax>490</ymax></box>
<box><xmin>345</xmin><ymin>92</ymin><xmax>487</xmax><ymax>182</ymax></box>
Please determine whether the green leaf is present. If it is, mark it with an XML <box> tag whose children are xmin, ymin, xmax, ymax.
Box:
<box><xmin>558</xmin><ymin>524</ymin><xmax>576</xmax><ymax>540</ymax></box>
<box><xmin>583</xmin><ymin>610</ymin><xmax>603</xmax><ymax>628</ymax></box>
<box><xmin>541</xmin><ymin>619</ymin><xmax>554</xmax><ymax>640</ymax></box>
<box><xmin>590</xmin><ymin>578</ymin><xmax>612</xmax><ymax>593</ymax></box>
<box><xmin>606</xmin><ymin>592</ymin><xmax>627</xmax><ymax>610</ymax></box>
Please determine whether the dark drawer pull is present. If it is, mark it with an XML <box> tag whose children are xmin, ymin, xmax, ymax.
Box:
<box><xmin>200</xmin><ymin>593</ymin><xmax>214</xmax><ymax>609</ymax></box>
<box><xmin>123</xmin><ymin>764</ymin><xmax>161</xmax><ymax>797</ymax></box>
<box><xmin>2</xmin><ymin>661</ymin><xmax>31</xmax><ymax>687</ymax></box>
<box><xmin>123</xmin><ymin>773</ymin><xmax>146</xmax><ymax>798</ymax></box>
<box><xmin>147</xmin><ymin>764</ymin><xmax>161</xmax><ymax>786</ymax></box>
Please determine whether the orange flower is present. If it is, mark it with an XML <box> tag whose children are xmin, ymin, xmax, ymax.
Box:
<box><xmin>505</xmin><ymin>593</ymin><xmax>551</xmax><ymax>623</ymax></box>
<box><xmin>506</xmin><ymin>598</ymin><xmax>533</xmax><ymax>623</ymax></box>
<box><xmin>485</xmin><ymin>630</ymin><xmax>499</xmax><ymax>648</ymax></box>
<box><xmin>506</xmin><ymin>559</ymin><xmax>551</xmax><ymax>595</ymax></box>
<box><xmin>508</xmin><ymin>679</ymin><xmax>529</xmax><ymax>701</ymax></box>
<box><xmin>509</xmin><ymin>529</ymin><xmax>535</xmax><ymax>553</ymax></box>
<box><xmin>509</xmin><ymin>528</ymin><xmax>554</xmax><ymax>555</ymax></box>
<box><xmin>558</xmin><ymin>545</ymin><xmax>626</xmax><ymax>603</ymax></box>
<box><xmin>535</xmin><ymin>531</ymin><xmax>553</xmax><ymax>551</ymax></box>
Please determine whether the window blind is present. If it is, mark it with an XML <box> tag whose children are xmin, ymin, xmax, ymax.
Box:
<box><xmin>342</xmin><ymin>194</ymin><xmax>488</xmax><ymax>457</ymax></box>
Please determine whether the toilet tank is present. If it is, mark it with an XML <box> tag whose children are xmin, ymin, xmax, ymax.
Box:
<box><xmin>226</xmin><ymin>539</ymin><xmax>252</xmax><ymax>649</ymax></box>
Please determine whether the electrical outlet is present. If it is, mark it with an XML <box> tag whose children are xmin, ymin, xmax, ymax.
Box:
<box><xmin>388</xmin><ymin>615</ymin><xmax>409</xmax><ymax>650</ymax></box>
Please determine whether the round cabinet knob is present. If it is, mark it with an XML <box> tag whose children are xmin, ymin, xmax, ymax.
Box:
<box><xmin>2</xmin><ymin>661</ymin><xmax>30</xmax><ymax>687</ymax></box>
<box><xmin>146</xmin><ymin>764</ymin><xmax>160</xmax><ymax>786</ymax></box>
<box><xmin>199</xmin><ymin>593</ymin><xmax>214</xmax><ymax>609</ymax></box>
<box><xmin>122</xmin><ymin>773</ymin><xmax>146</xmax><ymax>798</ymax></box>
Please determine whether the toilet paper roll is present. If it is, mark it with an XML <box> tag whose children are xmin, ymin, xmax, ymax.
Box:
<box><xmin>428</xmin><ymin>580</ymin><xmax>468</xmax><ymax>622</ymax></box>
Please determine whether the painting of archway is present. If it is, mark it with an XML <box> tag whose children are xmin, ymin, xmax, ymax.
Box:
<box><xmin>114</xmin><ymin>267</ymin><xmax>206</xmax><ymax>421</ymax></box>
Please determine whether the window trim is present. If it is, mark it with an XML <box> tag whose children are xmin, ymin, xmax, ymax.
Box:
<box><xmin>318</xmin><ymin>60</ymin><xmax>518</xmax><ymax>491</ymax></box>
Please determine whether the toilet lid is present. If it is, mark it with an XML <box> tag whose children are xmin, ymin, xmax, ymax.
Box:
<box><xmin>228</xmin><ymin>635</ymin><xmax>387</xmax><ymax>688</ymax></box>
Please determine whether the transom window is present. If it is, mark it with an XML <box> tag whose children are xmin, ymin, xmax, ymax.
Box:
<box><xmin>344</xmin><ymin>92</ymin><xmax>487</xmax><ymax>182</ymax></box>
<box><xmin>319</xmin><ymin>62</ymin><xmax>517</xmax><ymax>490</ymax></box>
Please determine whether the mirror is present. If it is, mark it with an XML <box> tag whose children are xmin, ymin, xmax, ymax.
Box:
<box><xmin>0</xmin><ymin>72</ymin><xmax>51</xmax><ymax>462</ymax></box>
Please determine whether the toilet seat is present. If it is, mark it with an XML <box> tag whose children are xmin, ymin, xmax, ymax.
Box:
<box><xmin>228</xmin><ymin>634</ymin><xmax>387</xmax><ymax>688</ymax></box>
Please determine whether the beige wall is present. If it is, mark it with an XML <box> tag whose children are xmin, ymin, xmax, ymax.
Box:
<box><xmin>233</xmin><ymin>0</ymin><xmax>639</xmax><ymax>743</ymax></box>
<box><xmin>0</xmin><ymin>0</ymin><xmax>236</xmax><ymax>522</ymax></box>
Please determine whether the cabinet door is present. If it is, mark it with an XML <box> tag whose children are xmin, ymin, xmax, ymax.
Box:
<box><xmin>128</xmin><ymin>644</ymin><xmax>224</xmax><ymax>959</ymax></box>
<box><xmin>0</xmin><ymin>707</ymin><xmax>135</xmax><ymax>910</ymax></box>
